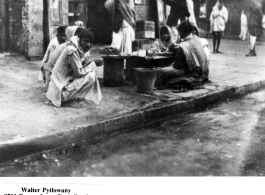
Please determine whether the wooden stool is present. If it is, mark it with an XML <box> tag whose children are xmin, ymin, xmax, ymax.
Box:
<box><xmin>102</xmin><ymin>56</ymin><xmax>128</xmax><ymax>87</ymax></box>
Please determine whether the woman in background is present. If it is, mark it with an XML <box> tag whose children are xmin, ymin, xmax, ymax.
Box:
<box><xmin>151</xmin><ymin>26</ymin><xmax>174</xmax><ymax>52</ymax></box>
<box><xmin>209</xmin><ymin>0</ymin><xmax>228</xmax><ymax>53</ymax></box>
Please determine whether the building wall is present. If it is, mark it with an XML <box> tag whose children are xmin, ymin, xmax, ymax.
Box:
<box><xmin>2</xmin><ymin>0</ymin><xmax>158</xmax><ymax>56</ymax></box>
<box><xmin>135</xmin><ymin>0</ymin><xmax>157</xmax><ymax>21</ymax></box>
<box><xmin>7</xmin><ymin>0</ymin><xmax>23</xmax><ymax>52</ymax></box>
<box><xmin>0</xmin><ymin>0</ymin><xmax>8</xmax><ymax>51</ymax></box>
<box><xmin>0</xmin><ymin>0</ymin><xmax>24</xmax><ymax>52</ymax></box>
<box><xmin>21</xmin><ymin>0</ymin><xmax>29</xmax><ymax>56</ymax></box>
<box><xmin>0</xmin><ymin>0</ymin><xmax>44</xmax><ymax>59</ymax></box>
<box><xmin>27</xmin><ymin>0</ymin><xmax>44</xmax><ymax>59</ymax></box>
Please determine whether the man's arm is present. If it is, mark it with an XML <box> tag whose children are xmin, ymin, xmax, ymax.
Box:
<box><xmin>69</xmin><ymin>52</ymin><xmax>93</xmax><ymax>78</ymax></box>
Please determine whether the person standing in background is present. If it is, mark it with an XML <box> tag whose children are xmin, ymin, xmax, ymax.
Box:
<box><xmin>245</xmin><ymin>0</ymin><xmax>264</xmax><ymax>57</ymax></box>
<box><xmin>209</xmin><ymin>0</ymin><xmax>228</xmax><ymax>54</ymax></box>
<box><xmin>186</xmin><ymin>0</ymin><xmax>197</xmax><ymax>27</ymax></box>
<box><xmin>104</xmin><ymin>0</ymin><xmax>136</xmax><ymax>54</ymax></box>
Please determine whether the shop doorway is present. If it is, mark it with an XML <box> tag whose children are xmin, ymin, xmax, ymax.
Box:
<box><xmin>68</xmin><ymin>0</ymin><xmax>112</xmax><ymax>44</ymax></box>
<box><xmin>69</xmin><ymin>0</ymin><xmax>87</xmax><ymax>27</ymax></box>
<box><xmin>86</xmin><ymin>0</ymin><xmax>112</xmax><ymax>44</ymax></box>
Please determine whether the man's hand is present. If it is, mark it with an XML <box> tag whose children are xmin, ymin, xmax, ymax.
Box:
<box><xmin>168</xmin><ymin>43</ymin><xmax>179</xmax><ymax>51</ymax></box>
<box><xmin>83</xmin><ymin>65</ymin><xmax>93</xmax><ymax>74</ymax></box>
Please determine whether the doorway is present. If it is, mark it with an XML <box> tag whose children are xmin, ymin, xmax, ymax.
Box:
<box><xmin>69</xmin><ymin>0</ymin><xmax>88</xmax><ymax>27</ymax></box>
<box><xmin>68</xmin><ymin>0</ymin><xmax>112</xmax><ymax>44</ymax></box>
<box><xmin>86</xmin><ymin>0</ymin><xmax>112</xmax><ymax>44</ymax></box>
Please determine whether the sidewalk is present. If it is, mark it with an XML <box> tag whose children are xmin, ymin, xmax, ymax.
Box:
<box><xmin>0</xmin><ymin>39</ymin><xmax>265</xmax><ymax>163</ymax></box>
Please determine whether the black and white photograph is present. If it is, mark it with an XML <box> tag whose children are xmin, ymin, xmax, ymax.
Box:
<box><xmin>1</xmin><ymin>0</ymin><xmax>265</xmax><ymax>193</ymax></box>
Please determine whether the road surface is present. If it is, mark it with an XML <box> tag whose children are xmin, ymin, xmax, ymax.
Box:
<box><xmin>1</xmin><ymin>90</ymin><xmax>265</xmax><ymax>176</ymax></box>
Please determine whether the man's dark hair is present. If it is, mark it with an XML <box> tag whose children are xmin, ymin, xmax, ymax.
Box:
<box><xmin>160</xmin><ymin>26</ymin><xmax>170</xmax><ymax>35</ymax></box>
<box><xmin>74</xmin><ymin>27</ymin><xmax>84</xmax><ymax>36</ymax></box>
<box><xmin>190</xmin><ymin>23</ymin><xmax>199</xmax><ymax>36</ymax></box>
<box><xmin>78</xmin><ymin>28</ymin><xmax>95</xmax><ymax>43</ymax></box>
<box><xmin>57</xmin><ymin>26</ymin><xmax>67</xmax><ymax>35</ymax></box>
<box><xmin>177</xmin><ymin>20</ymin><xmax>194</xmax><ymax>37</ymax></box>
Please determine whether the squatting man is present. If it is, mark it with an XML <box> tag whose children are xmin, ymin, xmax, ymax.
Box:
<box><xmin>44</xmin><ymin>28</ymin><xmax>102</xmax><ymax>107</ymax></box>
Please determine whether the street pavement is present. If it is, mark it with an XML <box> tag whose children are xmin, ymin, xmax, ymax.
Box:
<box><xmin>0</xmin><ymin>38</ymin><xmax>265</xmax><ymax>163</ymax></box>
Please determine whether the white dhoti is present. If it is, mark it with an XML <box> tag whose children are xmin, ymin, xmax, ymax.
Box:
<box><xmin>111</xmin><ymin>20</ymin><xmax>135</xmax><ymax>54</ymax></box>
<box><xmin>249</xmin><ymin>34</ymin><xmax>257</xmax><ymax>50</ymax></box>
<box><xmin>62</xmin><ymin>62</ymin><xmax>102</xmax><ymax>105</ymax></box>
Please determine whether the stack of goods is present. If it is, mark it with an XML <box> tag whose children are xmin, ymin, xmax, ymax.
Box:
<box><xmin>135</xmin><ymin>20</ymin><xmax>155</xmax><ymax>39</ymax></box>
<box><xmin>99</xmin><ymin>46</ymin><xmax>120</xmax><ymax>55</ymax></box>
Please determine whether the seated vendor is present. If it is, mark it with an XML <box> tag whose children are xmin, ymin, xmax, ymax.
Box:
<box><xmin>157</xmin><ymin>20</ymin><xmax>209</xmax><ymax>89</ymax></box>
<box><xmin>151</xmin><ymin>26</ymin><xmax>174</xmax><ymax>52</ymax></box>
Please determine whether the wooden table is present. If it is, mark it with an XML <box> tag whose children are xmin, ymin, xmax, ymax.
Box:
<box><xmin>102</xmin><ymin>54</ymin><xmax>175</xmax><ymax>86</ymax></box>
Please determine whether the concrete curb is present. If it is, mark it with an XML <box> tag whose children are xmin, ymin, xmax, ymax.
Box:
<box><xmin>0</xmin><ymin>80</ymin><xmax>265</xmax><ymax>163</ymax></box>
